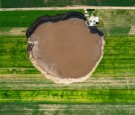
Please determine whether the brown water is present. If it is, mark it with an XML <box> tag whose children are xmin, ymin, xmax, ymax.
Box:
<box><xmin>29</xmin><ymin>18</ymin><xmax>102</xmax><ymax>79</ymax></box>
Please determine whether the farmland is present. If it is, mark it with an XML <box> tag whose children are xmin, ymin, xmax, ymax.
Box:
<box><xmin>1</xmin><ymin>89</ymin><xmax>135</xmax><ymax>103</ymax></box>
<box><xmin>1</xmin><ymin>0</ymin><xmax>135</xmax><ymax>8</ymax></box>
<box><xmin>1</xmin><ymin>103</ymin><xmax>135</xmax><ymax>115</ymax></box>
<box><xmin>0</xmin><ymin>10</ymin><xmax>83</xmax><ymax>27</ymax></box>
<box><xmin>97</xmin><ymin>9</ymin><xmax>135</xmax><ymax>36</ymax></box>
<box><xmin>0</xmin><ymin>9</ymin><xmax>135</xmax><ymax>114</ymax></box>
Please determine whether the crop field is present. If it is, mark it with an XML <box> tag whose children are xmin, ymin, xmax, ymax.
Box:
<box><xmin>97</xmin><ymin>9</ymin><xmax>135</xmax><ymax>36</ymax></box>
<box><xmin>0</xmin><ymin>10</ymin><xmax>83</xmax><ymax>27</ymax></box>
<box><xmin>1</xmin><ymin>0</ymin><xmax>135</xmax><ymax>8</ymax></box>
<box><xmin>1</xmin><ymin>9</ymin><xmax>135</xmax><ymax>114</ymax></box>
<box><xmin>1</xmin><ymin>103</ymin><xmax>135</xmax><ymax>115</ymax></box>
<box><xmin>1</xmin><ymin>89</ymin><xmax>135</xmax><ymax>103</ymax></box>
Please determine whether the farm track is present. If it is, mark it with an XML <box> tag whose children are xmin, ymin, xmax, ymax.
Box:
<box><xmin>1</xmin><ymin>6</ymin><xmax>135</xmax><ymax>11</ymax></box>
<box><xmin>0</xmin><ymin>74</ymin><xmax>135</xmax><ymax>90</ymax></box>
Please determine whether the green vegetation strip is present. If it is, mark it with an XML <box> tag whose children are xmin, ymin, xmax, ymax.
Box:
<box><xmin>92</xmin><ymin>36</ymin><xmax>135</xmax><ymax>77</ymax></box>
<box><xmin>1</xmin><ymin>0</ymin><xmax>135</xmax><ymax>8</ymax></box>
<box><xmin>0</xmin><ymin>89</ymin><xmax>135</xmax><ymax>103</ymax></box>
<box><xmin>0</xmin><ymin>10</ymin><xmax>83</xmax><ymax>27</ymax></box>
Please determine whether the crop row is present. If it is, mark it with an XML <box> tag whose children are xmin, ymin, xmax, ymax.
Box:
<box><xmin>1</xmin><ymin>89</ymin><xmax>135</xmax><ymax>103</ymax></box>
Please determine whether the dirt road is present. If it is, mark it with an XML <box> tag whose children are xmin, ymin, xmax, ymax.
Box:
<box><xmin>0</xmin><ymin>6</ymin><xmax>135</xmax><ymax>11</ymax></box>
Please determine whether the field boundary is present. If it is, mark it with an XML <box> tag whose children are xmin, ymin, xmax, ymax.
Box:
<box><xmin>1</xmin><ymin>6</ymin><xmax>135</xmax><ymax>11</ymax></box>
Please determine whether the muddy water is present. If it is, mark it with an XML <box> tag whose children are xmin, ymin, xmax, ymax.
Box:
<box><xmin>29</xmin><ymin>18</ymin><xmax>102</xmax><ymax>79</ymax></box>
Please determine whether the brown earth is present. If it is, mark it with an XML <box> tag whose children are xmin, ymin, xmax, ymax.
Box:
<box><xmin>28</xmin><ymin>18</ymin><xmax>104</xmax><ymax>83</ymax></box>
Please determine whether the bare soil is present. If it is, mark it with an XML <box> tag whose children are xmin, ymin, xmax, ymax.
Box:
<box><xmin>28</xmin><ymin>18</ymin><xmax>104</xmax><ymax>84</ymax></box>
<box><xmin>10</xmin><ymin>28</ymin><xmax>26</xmax><ymax>35</ymax></box>
<box><xmin>129</xmin><ymin>26</ymin><xmax>135</xmax><ymax>35</ymax></box>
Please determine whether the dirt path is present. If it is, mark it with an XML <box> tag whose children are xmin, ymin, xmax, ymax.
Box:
<box><xmin>0</xmin><ymin>27</ymin><xmax>26</xmax><ymax>36</ymax></box>
<box><xmin>1</xmin><ymin>6</ymin><xmax>135</xmax><ymax>11</ymax></box>
<box><xmin>129</xmin><ymin>26</ymin><xmax>135</xmax><ymax>35</ymax></box>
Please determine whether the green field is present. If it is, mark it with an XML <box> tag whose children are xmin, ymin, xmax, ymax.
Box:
<box><xmin>97</xmin><ymin>9</ymin><xmax>135</xmax><ymax>36</ymax></box>
<box><xmin>1</xmin><ymin>0</ymin><xmax>135</xmax><ymax>8</ymax></box>
<box><xmin>0</xmin><ymin>10</ymin><xmax>83</xmax><ymax>27</ymax></box>
<box><xmin>0</xmin><ymin>9</ymin><xmax>135</xmax><ymax>114</ymax></box>
<box><xmin>0</xmin><ymin>89</ymin><xmax>135</xmax><ymax>103</ymax></box>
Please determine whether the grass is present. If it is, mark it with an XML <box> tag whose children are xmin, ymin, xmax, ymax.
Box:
<box><xmin>0</xmin><ymin>36</ymin><xmax>40</xmax><ymax>74</ymax></box>
<box><xmin>93</xmin><ymin>36</ymin><xmax>135</xmax><ymax>77</ymax></box>
<box><xmin>0</xmin><ymin>10</ymin><xmax>83</xmax><ymax>27</ymax></box>
<box><xmin>0</xmin><ymin>89</ymin><xmax>135</xmax><ymax>103</ymax></box>
<box><xmin>100</xmin><ymin>26</ymin><xmax>131</xmax><ymax>36</ymax></box>
<box><xmin>1</xmin><ymin>0</ymin><xmax>135</xmax><ymax>8</ymax></box>
<box><xmin>96</xmin><ymin>9</ymin><xmax>135</xmax><ymax>36</ymax></box>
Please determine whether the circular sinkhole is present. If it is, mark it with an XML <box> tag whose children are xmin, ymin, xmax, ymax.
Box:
<box><xmin>26</xmin><ymin>12</ymin><xmax>105</xmax><ymax>84</ymax></box>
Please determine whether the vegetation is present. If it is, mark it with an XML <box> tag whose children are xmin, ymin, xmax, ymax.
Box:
<box><xmin>96</xmin><ymin>9</ymin><xmax>135</xmax><ymax>36</ymax></box>
<box><xmin>0</xmin><ymin>36</ymin><xmax>39</xmax><ymax>74</ymax></box>
<box><xmin>0</xmin><ymin>10</ymin><xmax>83</xmax><ymax>27</ymax></box>
<box><xmin>1</xmin><ymin>103</ymin><xmax>134</xmax><ymax>115</ymax></box>
<box><xmin>92</xmin><ymin>36</ymin><xmax>135</xmax><ymax>77</ymax></box>
<box><xmin>1</xmin><ymin>0</ymin><xmax>135</xmax><ymax>8</ymax></box>
<box><xmin>0</xmin><ymin>89</ymin><xmax>135</xmax><ymax>103</ymax></box>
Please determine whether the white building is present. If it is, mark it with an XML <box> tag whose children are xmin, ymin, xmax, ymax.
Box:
<box><xmin>88</xmin><ymin>16</ymin><xmax>99</xmax><ymax>27</ymax></box>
